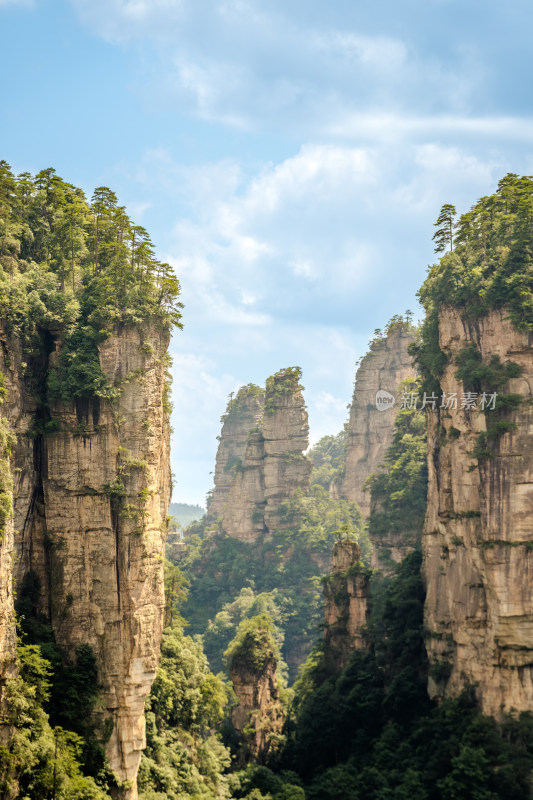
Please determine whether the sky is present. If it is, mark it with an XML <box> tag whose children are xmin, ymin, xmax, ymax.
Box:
<box><xmin>2</xmin><ymin>0</ymin><xmax>533</xmax><ymax>506</ymax></box>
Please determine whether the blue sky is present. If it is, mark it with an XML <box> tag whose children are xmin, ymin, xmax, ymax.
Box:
<box><xmin>2</xmin><ymin>0</ymin><xmax>533</xmax><ymax>505</ymax></box>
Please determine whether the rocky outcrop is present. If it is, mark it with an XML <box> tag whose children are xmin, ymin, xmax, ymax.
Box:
<box><xmin>340</xmin><ymin>323</ymin><xmax>416</xmax><ymax>516</ymax></box>
<box><xmin>210</xmin><ymin>369</ymin><xmax>311</xmax><ymax>542</ymax></box>
<box><xmin>229</xmin><ymin>621</ymin><xmax>285</xmax><ymax>763</ymax></box>
<box><xmin>208</xmin><ymin>386</ymin><xmax>264</xmax><ymax>518</ymax></box>
<box><xmin>0</xmin><ymin>395</ymin><xmax>16</xmax><ymax>750</ymax></box>
<box><xmin>322</xmin><ymin>540</ymin><xmax>370</xmax><ymax>671</ymax></box>
<box><xmin>423</xmin><ymin>308</ymin><xmax>533</xmax><ymax>718</ymax></box>
<box><xmin>3</xmin><ymin>323</ymin><xmax>171</xmax><ymax>799</ymax></box>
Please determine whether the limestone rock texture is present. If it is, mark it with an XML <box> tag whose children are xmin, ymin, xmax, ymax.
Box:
<box><xmin>0</xmin><ymin>367</ymin><xmax>16</xmax><ymax>749</ymax></box>
<box><xmin>322</xmin><ymin>540</ymin><xmax>370</xmax><ymax>671</ymax></box>
<box><xmin>423</xmin><ymin>308</ymin><xmax>533</xmax><ymax>718</ymax></box>
<box><xmin>208</xmin><ymin>388</ymin><xmax>264</xmax><ymax>518</ymax></box>
<box><xmin>4</xmin><ymin>323</ymin><xmax>171</xmax><ymax>799</ymax></box>
<box><xmin>340</xmin><ymin>325</ymin><xmax>416</xmax><ymax>516</ymax></box>
<box><xmin>230</xmin><ymin>655</ymin><xmax>284</xmax><ymax>763</ymax></box>
<box><xmin>209</xmin><ymin>371</ymin><xmax>311</xmax><ymax>543</ymax></box>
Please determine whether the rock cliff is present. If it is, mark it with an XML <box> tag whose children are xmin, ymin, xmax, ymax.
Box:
<box><xmin>208</xmin><ymin>385</ymin><xmax>264</xmax><ymax>518</ymax></box>
<box><xmin>0</xmin><ymin>383</ymin><xmax>16</xmax><ymax>750</ymax></box>
<box><xmin>423</xmin><ymin>308</ymin><xmax>533</xmax><ymax>718</ymax></box>
<box><xmin>209</xmin><ymin>368</ymin><xmax>311</xmax><ymax>542</ymax></box>
<box><xmin>3</xmin><ymin>323</ymin><xmax>171</xmax><ymax>799</ymax></box>
<box><xmin>322</xmin><ymin>540</ymin><xmax>370</xmax><ymax>671</ymax></box>
<box><xmin>340</xmin><ymin>322</ymin><xmax>416</xmax><ymax>516</ymax></box>
<box><xmin>229</xmin><ymin>618</ymin><xmax>285</xmax><ymax>764</ymax></box>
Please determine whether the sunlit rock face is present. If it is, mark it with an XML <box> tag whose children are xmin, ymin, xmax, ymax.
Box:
<box><xmin>339</xmin><ymin>324</ymin><xmax>416</xmax><ymax>516</ymax></box>
<box><xmin>5</xmin><ymin>323</ymin><xmax>171</xmax><ymax>799</ymax></box>
<box><xmin>423</xmin><ymin>308</ymin><xmax>533</xmax><ymax>718</ymax></box>
<box><xmin>209</xmin><ymin>372</ymin><xmax>311</xmax><ymax>543</ymax></box>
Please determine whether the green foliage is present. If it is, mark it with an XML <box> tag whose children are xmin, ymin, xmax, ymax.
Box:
<box><xmin>221</xmin><ymin>384</ymin><xmax>264</xmax><ymax>424</ymax></box>
<box><xmin>138</xmin><ymin>624</ymin><xmax>232</xmax><ymax>800</ymax></box>
<box><xmin>225</xmin><ymin>614</ymin><xmax>280</xmax><ymax>673</ymax></box>
<box><xmin>181</xmin><ymin>486</ymin><xmax>367</xmax><ymax>681</ymax></box>
<box><xmin>0</xmin><ymin>161</ymin><xmax>183</xmax><ymax>405</ymax></box>
<box><xmin>432</xmin><ymin>204</ymin><xmax>457</xmax><ymax>254</ymax></box>
<box><xmin>0</xmin><ymin>411</ymin><xmax>15</xmax><ymax>538</ymax></box>
<box><xmin>0</xmin><ymin>638</ymin><xmax>110</xmax><ymax>799</ymax></box>
<box><xmin>264</xmin><ymin>368</ymin><xmax>303</xmax><ymax>415</ymax></box>
<box><xmin>412</xmin><ymin>174</ymin><xmax>533</xmax><ymax>392</ymax></box>
<box><xmin>276</xmin><ymin>551</ymin><xmax>533</xmax><ymax>800</ymax></box>
<box><xmin>15</xmin><ymin>571</ymin><xmax>111</xmax><ymax>782</ymax></box>
<box><xmin>167</xmin><ymin>502</ymin><xmax>206</xmax><ymax>530</ymax></box>
<box><xmin>367</xmin><ymin>380</ymin><xmax>427</xmax><ymax>555</ymax></box>
<box><xmin>366</xmin><ymin>312</ymin><xmax>417</xmax><ymax>354</ymax></box>
<box><xmin>203</xmin><ymin>588</ymin><xmax>287</xmax><ymax>675</ymax></box>
<box><xmin>454</xmin><ymin>343</ymin><xmax>523</xmax><ymax>394</ymax></box>
<box><xmin>308</xmin><ymin>429</ymin><xmax>347</xmax><ymax>491</ymax></box>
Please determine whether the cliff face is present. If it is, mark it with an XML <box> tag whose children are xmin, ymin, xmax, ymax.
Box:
<box><xmin>210</xmin><ymin>370</ymin><xmax>311</xmax><ymax>542</ymax></box>
<box><xmin>4</xmin><ymin>324</ymin><xmax>171</xmax><ymax>798</ymax></box>
<box><xmin>230</xmin><ymin>653</ymin><xmax>284</xmax><ymax>763</ymax></box>
<box><xmin>340</xmin><ymin>324</ymin><xmax>416</xmax><ymax>516</ymax></box>
<box><xmin>0</xmin><ymin>385</ymin><xmax>16</xmax><ymax>749</ymax></box>
<box><xmin>208</xmin><ymin>387</ymin><xmax>264</xmax><ymax>518</ymax></box>
<box><xmin>423</xmin><ymin>308</ymin><xmax>533</xmax><ymax>717</ymax></box>
<box><xmin>322</xmin><ymin>540</ymin><xmax>369</xmax><ymax>671</ymax></box>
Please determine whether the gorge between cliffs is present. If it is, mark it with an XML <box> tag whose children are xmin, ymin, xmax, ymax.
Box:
<box><xmin>1</xmin><ymin>165</ymin><xmax>533</xmax><ymax>800</ymax></box>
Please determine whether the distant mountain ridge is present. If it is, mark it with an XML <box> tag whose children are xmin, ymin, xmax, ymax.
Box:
<box><xmin>169</xmin><ymin>502</ymin><xmax>205</xmax><ymax>528</ymax></box>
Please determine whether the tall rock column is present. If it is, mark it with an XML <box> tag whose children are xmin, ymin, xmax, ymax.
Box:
<box><xmin>340</xmin><ymin>322</ymin><xmax>416</xmax><ymax>515</ymax></box>
<box><xmin>228</xmin><ymin>616</ymin><xmax>284</xmax><ymax>764</ymax></box>
<box><xmin>0</xmin><ymin>353</ymin><xmax>17</xmax><ymax>749</ymax></box>
<box><xmin>322</xmin><ymin>540</ymin><xmax>370</xmax><ymax>672</ymax></box>
<box><xmin>11</xmin><ymin>324</ymin><xmax>171</xmax><ymax>799</ymax></box>
<box><xmin>214</xmin><ymin>368</ymin><xmax>311</xmax><ymax>543</ymax></box>
<box><xmin>423</xmin><ymin>308</ymin><xmax>533</xmax><ymax>717</ymax></box>
<box><xmin>262</xmin><ymin>367</ymin><xmax>311</xmax><ymax>532</ymax></box>
<box><xmin>208</xmin><ymin>385</ymin><xmax>264</xmax><ymax>518</ymax></box>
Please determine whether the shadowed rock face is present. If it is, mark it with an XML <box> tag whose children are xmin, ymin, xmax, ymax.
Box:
<box><xmin>2</xmin><ymin>323</ymin><xmax>171</xmax><ymax>799</ymax></box>
<box><xmin>340</xmin><ymin>325</ymin><xmax>416</xmax><ymax>516</ymax></box>
<box><xmin>322</xmin><ymin>540</ymin><xmax>370</xmax><ymax>671</ymax></box>
<box><xmin>423</xmin><ymin>308</ymin><xmax>533</xmax><ymax>718</ymax></box>
<box><xmin>230</xmin><ymin>655</ymin><xmax>284</xmax><ymax>764</ymax></box>
<box><xmin>209</xmin><ymin>371</ymin><xmax>311</xmax><ymax>543</ymax></box>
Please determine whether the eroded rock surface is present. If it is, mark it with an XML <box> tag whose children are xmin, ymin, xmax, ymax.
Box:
<box><xmin>423</xmin><ymin>308</ymin><xmax>533</xmax><ymax>717</ymax></box>
<box><xmin>4</xmin><ymin>324</ymin><xmax>171</xmax><ymax>799</ymax></box>
<box><xmin>210</xmin><ymin>370</ymin><xmax>311</xmax><ymax>542</ymax></box>
<box><xmin>322</xmin><ymin>540</ymin><xmax>370</xmax><ymax>671</ymax></box>
<box><xmin>340</xmin><ymin>324</ymin><xmax>416</xmax><ymax>516</ymax></box>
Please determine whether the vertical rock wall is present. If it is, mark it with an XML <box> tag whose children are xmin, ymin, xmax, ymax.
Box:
<box><xmin>340</xmin><ymin>325</ymin><xmax>416</xmax><ymax>516</ymax></box>
<box><xmin>423</xmin><ymin>308</ymin><xmax>533</xmax><ymax>717</ymax></box>
<box><xmin>210</xmin><ymin>370</ymin><xmax>311</xmax><ymax>543</ymax></box>
<box><xmin>0</xmin><ymin>348</ymin><xmax>17</xmax><ymax>749</ymax></box>
<box><xmin>322</xmin><ymin>540</ymin><xmax>370</xmax><ymax>671</ymax></box>
<box><xmin>5</xmin><ymin>324</ymin><xmax>171</xmax><ymax>799</ymax></box>
<box><xmin>208</xmin><ymin>387</ymin><xmax>264</xmax><ymax>518</ymax></box>
<box><xmin>230</xmin><ymin>654</ymin><xmax>284</xmax><ymax>764</ymax></box>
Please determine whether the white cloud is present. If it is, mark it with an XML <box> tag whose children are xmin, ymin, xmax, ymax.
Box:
<box><xmin>69</xmin><ymin>0</ymin><xmax>487</xmax><ymax>134</ymax></box>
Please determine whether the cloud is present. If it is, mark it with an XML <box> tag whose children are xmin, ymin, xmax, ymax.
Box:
<box><xmin>68</xmin><ymin>0</ymin><xmax>489</xmax><ymax>134</ymax></box>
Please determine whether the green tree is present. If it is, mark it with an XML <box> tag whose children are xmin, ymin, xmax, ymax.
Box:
<box><xmin>432</xmin><ymin>203</ymin><xmax>457</xmax><ymax>253</ymax></box>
